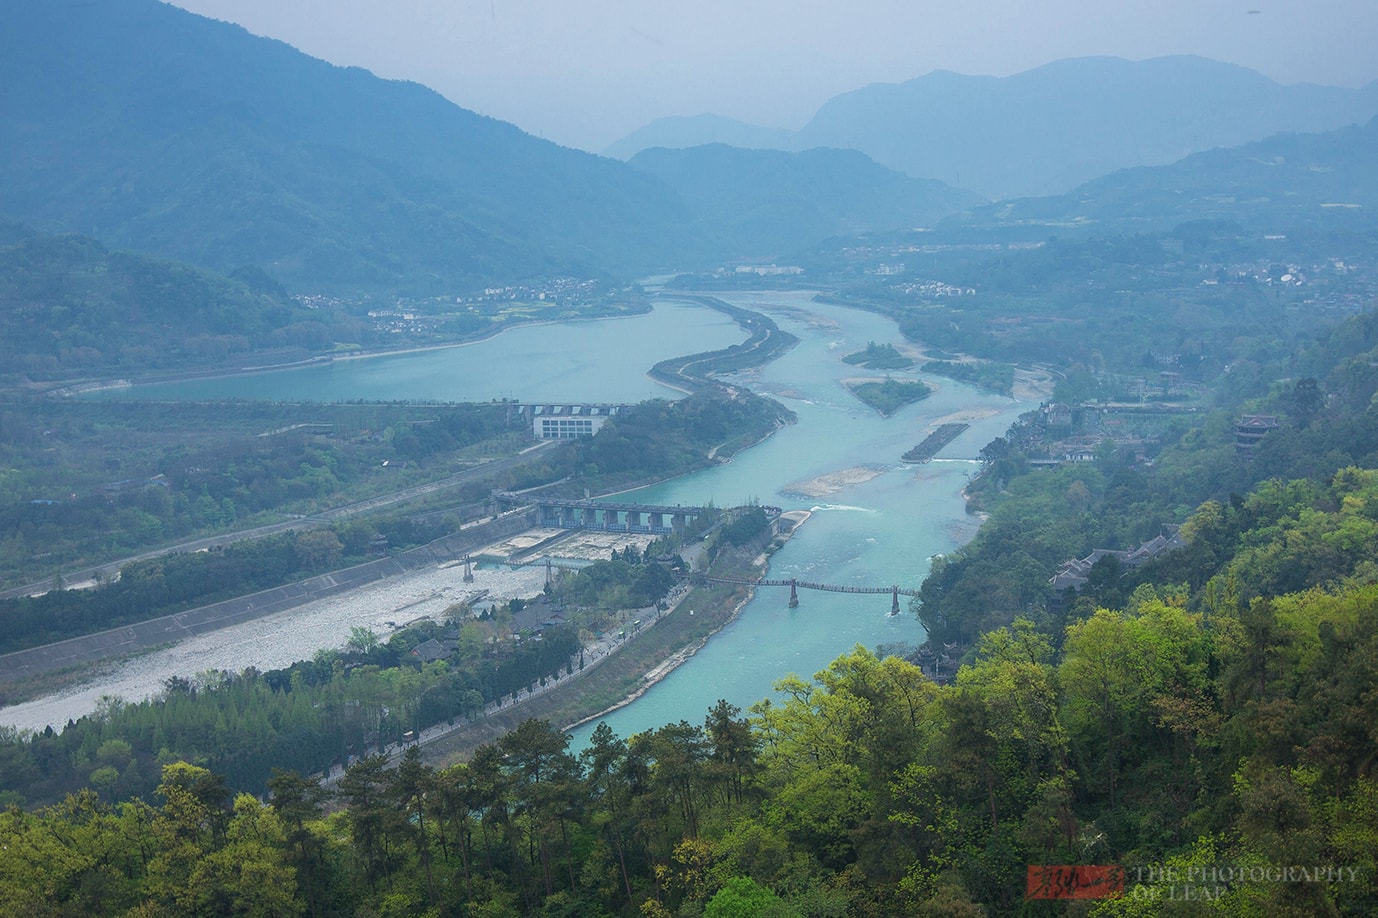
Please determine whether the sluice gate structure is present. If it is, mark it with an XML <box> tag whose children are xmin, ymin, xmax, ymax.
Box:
<box><xmin>492</xmin><ymin>492</ymin><xmax>710</xmax><ymax>535</ymax></box>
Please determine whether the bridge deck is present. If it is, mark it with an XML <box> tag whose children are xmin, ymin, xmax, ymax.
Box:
<box><xmin>699</xmin><ymin>575</ymin><xmax>919</xmax><ymax>598</ymax></box>
<box><xmin>493</xmin><ymin>492</ymin><xmax>709</xmax><ymax>515</ymax></box>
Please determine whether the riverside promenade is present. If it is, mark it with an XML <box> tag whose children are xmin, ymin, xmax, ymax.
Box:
<box><xmin>318</xmin><ymin>578</ymin><xmax>698</xmax><ymax>783</ymax></box>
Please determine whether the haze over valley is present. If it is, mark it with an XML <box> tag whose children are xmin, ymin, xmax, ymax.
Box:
<box><xmin>3</xmin><ymin>2</ymin><xmax>1378</xmax><ymax>915</ymax></box>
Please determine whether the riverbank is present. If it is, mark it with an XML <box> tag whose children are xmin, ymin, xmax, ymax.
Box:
<box><xmin>48</xmin><ymin>290</ymin><xmax>810</xmax><ymax>403</ymax></box>
<box><xmin>412</xmin><ymin>532</ymin><xmax>788</xmax><ymax>765</ymax></box>
<box><xmin>1013</xmin><ymin>365</ymin><xmax>1057</xmax><ymax>401</ymax></box>
<box><xmin>439</xmin><ymin>513</ymin><xmax>811</xmax><ymax>759</ymax></box>
<box><xmin>42</xmin><ymin>302</ymin><xmax>657</xmax><ymax>397</ymax></box>
<box><xmin>562</xmin><ymin>584</ymin><xmax>757</xmax><ymax>732</ymax></box>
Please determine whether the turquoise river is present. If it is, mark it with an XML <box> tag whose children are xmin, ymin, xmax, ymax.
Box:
<box><xmin>80</xmin><ymin>292</ymin><xmax>1037</xmax><ymax>743</ymax></box>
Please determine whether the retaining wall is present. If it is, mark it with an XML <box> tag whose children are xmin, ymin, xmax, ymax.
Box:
<box><xmin>0</xmin><ymin>509</ymin><xmax>538</xmax><ymax>683</ymax></box>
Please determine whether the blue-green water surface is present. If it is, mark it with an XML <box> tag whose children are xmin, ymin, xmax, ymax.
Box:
<box><xmin>92</xmin><ymin>291</ymin><xmax>1032</xmax><ymax>746</ymax></box>
<box><xmin>567</xmin><ymin>291</ymin><xmax>1030</xmax><ymax>746</ymax></box>
<box><xmin>95</xmin><ymin>301</ymin><xmax>743</xmax><ymax>403</ymax></box>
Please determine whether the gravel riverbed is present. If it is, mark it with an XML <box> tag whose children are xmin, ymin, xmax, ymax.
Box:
<box><xmin>0</xmin><ymin>561</ymin><xmax>550</xmax><ymax>734</ymax></box>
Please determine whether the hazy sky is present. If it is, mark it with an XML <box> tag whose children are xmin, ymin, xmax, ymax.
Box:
<box><xmin>168</xmin><ymin>0</ymin><xmax>1378</xmax><ymax>153</ymax></box>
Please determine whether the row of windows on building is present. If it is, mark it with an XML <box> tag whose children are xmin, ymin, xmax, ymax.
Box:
<box><xmin>537</xmin><ymin>418</ymin><xmax>598</xmax><ymax>439</ymax></box>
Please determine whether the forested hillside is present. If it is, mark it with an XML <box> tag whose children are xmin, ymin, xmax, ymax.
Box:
<box><xmin>0</xmin><ymin>228</ymin><xmax>340</xmax><ymax>380</ymax></box>
<box><xmin>0</xmin><ymin>0</ymin><xmax>706</xmax><ymax>292</ymax></box>
<box><xmin>4</xmin><ymin>515</ymin><xmax>1378</xmax><ymax>913</ymax></box>
<box><xmin>951</xmin><ymin>115</ymin><xmax>1378</xmax><ymax>234</ymax></box>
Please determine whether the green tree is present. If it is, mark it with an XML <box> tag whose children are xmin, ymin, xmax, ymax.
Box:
<box><xmin>345</xmin><ymin>625</ymin><xmax>381</xmax><ymax>657</ymax></box>
<box><xmin>580</xmin><ymin>722</ymin><xmax>638</xmax><ymax>905</ymax></box>
<box><xmin>705</xmin><ymin>876</ymin><xmax>798</xmax><ymax>918</ymax></box>
<box><xmin>187</xmin><ymin>794</ymin><xmax>304</xmax><ymax>917</ymax></box>
<box><xmin>497</xmin><ymin>719</ymin><xmax>582</xmax><ymax>899</ymax></box>
<box><xmin>268</xmin><ymin>768</ymin><xmax>332</xmax><ymax>914</ymax></box>
<box><xmin>295</xmin><ymin>529</ymin><xmax>344</xmax><ymax>572</ymax></box>
<box><xmin>704</xmin><ymin>699</ymin><xmax>758</xmax><ymax>807</ymax></box>
<box><xmin>1288</xmin><ymin>376</ymin><xmax>1323</xmax><ymax>427</ymax></box>
<box><xmin>337</xmin><ymin>755</ymin><xmax>401</xmax><ymax>891</ymax></box>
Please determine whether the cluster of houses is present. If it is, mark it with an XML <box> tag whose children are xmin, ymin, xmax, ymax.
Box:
<box><xmin>1048</xmin><ymin>530</ymin><xmax>1185</xmax><ymax>611</ymax></box>
<box><xmin>460</xmin><ymin>277</ymin><xmax>602</xmax><ymax>305</ymax></box>
<box><xmin>733</xmin><ymin>264</ymin><xmax>803</xmax><ymax>276</ymax></box>
<box><xmin>894</xmin><ymin>279</ymin><xmax>976</xmax><ymax>298</ymax></box>
<box><xmin>407</xmin><ymin>593</ymin><xmax>569</xmax><ymax>664</ymax></box>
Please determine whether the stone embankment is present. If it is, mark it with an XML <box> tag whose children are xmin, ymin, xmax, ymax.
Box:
<box><xmin>902</xmin><ymin>422</ymin><xmax>971</xmax><ymax>463</ymax></box>
<box><xmin>647</xmin><ymin>293</ymin><xmax>799</xmax><ymax>395</ymax></box>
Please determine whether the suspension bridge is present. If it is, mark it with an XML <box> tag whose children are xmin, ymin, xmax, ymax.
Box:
<box><xmin>694</xmin><ymin>575</ymin><xmax>918</xmax><ymax>615</ymax></box>
<box><xmin>468</xmin><ymin>555</ymin><xmax>917</xmax><ymax>615</ymax></box>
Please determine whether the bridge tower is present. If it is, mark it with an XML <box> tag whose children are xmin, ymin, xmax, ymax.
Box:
<box><xmin>462</xmin><ymin>554</ymin><xmax>474</xmax><ymax>583</ymax></box>
<box><xmin>890</xmin><ymin>586</ymin><xmax>900</xmax><ymax>616</ymax></box>
<box><xmin>788</xmin><ymin>578</ymin><xmax>799</xmax><ymax>608</ymax></box>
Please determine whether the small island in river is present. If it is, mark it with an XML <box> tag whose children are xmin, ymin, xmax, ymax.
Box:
<box><xmin>845</xmin><ymin>377</ymin><xmax>932</xmax><ymax>416</ymax></box>
<box><xmin>841</xmin><ymin>341</ymin><xmax>915</xmax><ymax>370</ymax></box>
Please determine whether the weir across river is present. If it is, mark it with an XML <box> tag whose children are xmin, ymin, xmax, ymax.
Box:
<box><xmin>493</xmin><ymin>492</ymin><xmax>711</xmax><ymax>534</ymax></box>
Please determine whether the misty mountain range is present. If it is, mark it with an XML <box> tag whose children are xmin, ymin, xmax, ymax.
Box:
<box><xmin>1</xmin><ymin>0</ymin><xmax>703</xmax><ymax>292</ymax></box>
<box><xmin>2</xmin><ymin>0</ymin><xmax>1375</xmax><ymax>298</ymax></box>
<box><xmin>628</xmin><ymin>146</ymin><xmax>983</xmax><ymax>259</ymax></box>
<box><xmin>951</xmin><ymin>115</ymin><xmax>1378</xmax><ymax>236</ymax></box>
<box><xmin>608</xmin><ymin>56</ymin><xmax>1378</xmax><ymax>201</ymax></box>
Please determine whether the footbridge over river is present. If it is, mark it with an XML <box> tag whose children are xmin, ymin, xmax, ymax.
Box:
<box><xmin>492</xmin><ymin>492</ymin><xmax>711</xmax><ymax>535</ymax></box>
<box><xmin>696</xmin><ymin>575</ymin><xmax>919</xmax><ymax>615</ymax></box>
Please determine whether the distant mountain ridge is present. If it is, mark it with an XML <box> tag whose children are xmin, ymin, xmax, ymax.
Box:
<box><xmin>10</xmin><ymin>2</ymin><xmax>1375</xmax><ymax>302</ymax></box>
<box><xmin>948</xmin><ymin>115</ymin><xmax>1378</xmax><ymax>234</ymax></box>
<box><xmin>629</xmin><ymin>145</ymin><xmax>983</xmax><ymax>260</ymax></box>
<box><xmin>605</xmin><ymin>115</ymin><xmax>797</xmax><ymax>162</ymax></box>
<box><xmin>0</xmin><ymin>0</ymin><xmax>706</xmax><ymax>293</ymax></box>
<box><xmin>608</xmin><ymin>56</ymin><xmax>1378</xmax><ymax>201</ymax></box>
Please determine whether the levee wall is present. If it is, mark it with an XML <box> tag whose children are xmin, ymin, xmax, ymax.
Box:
<box><xmin>0</xmin><ymin>509</ymin><xmax>538</xmax><ymax>684</ymax></box>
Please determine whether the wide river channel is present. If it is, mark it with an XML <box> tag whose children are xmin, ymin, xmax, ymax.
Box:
<box><xmin>4</xmin><ymin>292</ymin><xmax>1035</xmax><ymax>742</ymax></box>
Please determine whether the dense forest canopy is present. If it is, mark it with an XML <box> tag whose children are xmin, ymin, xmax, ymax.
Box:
<box><xmin>0</xmin><ymin>231</ymin><xmax>314</xmax><ymax>379</ymax></box>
